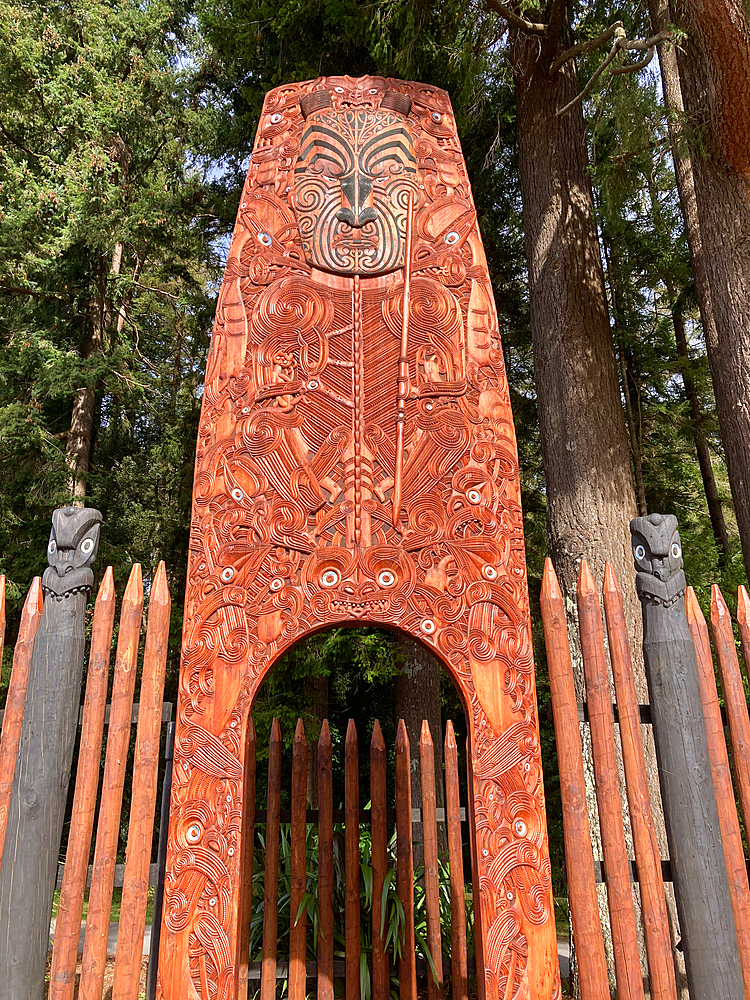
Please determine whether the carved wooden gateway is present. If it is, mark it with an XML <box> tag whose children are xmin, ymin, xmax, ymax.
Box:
<box><xmin>158</xmin><ymin>77</ymin><xmax>559</xmax><ymax>1000</ymax></box>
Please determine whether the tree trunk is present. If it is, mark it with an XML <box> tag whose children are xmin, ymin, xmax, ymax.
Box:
<box><xmin>394</xmin><ymin>635</ymin><xmax>445</xmax><ymax>865</ymax></box>
<box><xmin>511</xmin><ymin>36</ymin><xmax>642</xmax><ymax>693</ymax></box>
<box><xmin>658</xmin><ymin>0</ymin><xmax>750</xmax><ymax>575</ymax></box>
<box><xmin>672</xmin><ymin>293</ymin><xmax>731</xmax><ymax>562</ymax></box>
<box><xmin>304</xmin><ymin>672</ymin><xmax>328</xmax><ymax>808</ymax></box>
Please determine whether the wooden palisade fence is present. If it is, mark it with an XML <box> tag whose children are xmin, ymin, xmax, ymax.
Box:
<box><xmin>541</xmin><ymin>555</ymin><xmax>750</xmax><ymax>1000</ymax></box>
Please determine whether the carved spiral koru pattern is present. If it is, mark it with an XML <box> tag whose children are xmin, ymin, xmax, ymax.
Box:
<box><xmin>158</xmin><ymin>76</ymin><xmax>559</xmax><ymax>1000</ymax></box>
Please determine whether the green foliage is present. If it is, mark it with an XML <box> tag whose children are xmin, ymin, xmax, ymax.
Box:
<box><xmin>248</xmin><ymin>821</ymin><xmax>475</xmax><ymax>999</ymax></box>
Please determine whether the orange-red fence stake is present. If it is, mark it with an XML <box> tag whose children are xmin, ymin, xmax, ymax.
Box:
<box><xmin>370</xmin><ymin>720</ymin><xmax>388</xmax><ymax>1000</ymax></box>
<box><xmin>113</xmin><ymin>562</ymin><xmax>170</xmax><ymax>1000</ymax></box>
<box><xmin>444</xmin><ymin>720</ymin><xmax>467</xmax><ymax>1000</ymax></box>
<box><xmin>318</xmin><ymin>720</ymin><xmax>334</xmax><ymax>1000</ymax></box>
<box><xmin>49</xmin><ymin>569</ymin><xmax>116</xmax><ymax>1000</ymax></box>
<box><xmin>577</xmin><ymin>559</ymin><xmax>644</xmax><ymax>1000</ymax></box>
<box><xmin>420</xmin><ymin>720</ymin><xmax>443</xmax><ymax>1000</ymax></box>
<box><xmin>260</xmin><ymin>718</ymin><xmax>282</xmax><ymax>1000</ymax></box>
<box><xmin>289</xmin><ymin>719</ymin><xmax>308</xmax><ymax>1000</ymax></box>
<box><xmin>691</xmin><ymin>587</ymin><xmax>750</xmax><ymax>996</ymax></box>
<box><xmin>0</xmin><ymin>577</ymin><xmax>43</xmax><ymax>871</ymax></box>
<box><xmin>540</xmin><ymin>558</ymin><xmax>609</xmax><ymax>1000</ymax></box>
<box><xmin>395</xmin><ymin>718</ymin><xmax>417</xmax><ymax>1000</ymax></box>
<box><xmin>79</xmin><ymin>565</ymin><xmax>144</xmax><ymax>1000</ymax></box>
<box><xmin>345</xmin><ymin>719</ymin><xmax>361</xmax><ymax>1000</ymax></box>
<box><xmin>603</xmin><ymin>564</ymin><xmax>677</xmax><ymax>1000</ymax></box>
<box><xmin>237</xmin><ymin>717</ymin><xmax>257</xmax><ymax>1000</ymax></box>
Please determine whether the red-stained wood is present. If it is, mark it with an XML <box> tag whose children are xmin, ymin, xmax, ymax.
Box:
<box><xmin>261</xmin><ymin>718</ymin><xmax>282</xmax><ymax>1000</ymax></box>
<box><xmin>395</xmin><ymin>718</ymin><xmax>417</xmax><ymax>1000</ymax></box>
<box><xmin>577</xmin><ymin>560</ymin><xmax>644</xmax><ymax>1000</ymax></box>
<box><xmin>49</xmin><ymin>569</ymin><xmax>116</xmax><ymax>1000</ymax></box>
<box><xmin>0</xmin><ymin>577</ymin><xmax>43</xmax><ymax>870</ymax></box>
<box><xmin>345</xmin><ymin>719</ymin><xmax>361</xmax><ymax>1000</ymax></box>
<box><xmin>444</xmin><ymin>721</ymin><xmax>467</xmax><ymax>1000</ymax></box>
<box><xmin>419</xmin><ymin>720</ymin><xmax>443</xmax><ymax>1000</ymax></box>
<box><xmin>79</xmin><ymin>564</ymin><xmax>144</xmax><ymax>1000</ymax></box>
<box><xmin>603</xmin><ymin>563</ymin><xmax>677</xmax><ymax>1000</ymax></box>
<box><xmin>693</xmin><ymin>587</ymin><xmax>750</xmax><ymax>995</ymax></box>
<box><xmin>540</xmin><ymin>558</ymin><xmax>609</xmax><ymax>1000</ymax></box>
<box><xmin>289</xmin><ymin>719</ymin><xmax>308</xmax><ymax>1000</ymax></box>
<box><xmin>0</xmin><ymin>577</ymin><xmax>5</xmax><ymax>684</ymax></box>
<box><xmin>318</xmin><ymin>721</ymin><xmax>334</xmax><ymax>1000</ymax></box>
<box><xmin>370</xmin><ymin>720</ymin><xmax>388</xmax><ymax>1000</ymax></box>
<box><xmin>237</xmin><ymin>717</ymin><xmax>257</xmax><ymax>1000</ymax></box>
<box><xmin>711</xmin><ymin>585</ymin><xmax>750</xmax><ymax>841</ymax></box>
<box><xmin>112</xmin><ymin>562</ymin><xmax>170</xmax><ymax>1000</ymax></box>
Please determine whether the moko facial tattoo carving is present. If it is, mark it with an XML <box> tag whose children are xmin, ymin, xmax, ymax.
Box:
<box><xmin>293</xmin><ymin>89</ymin><xmax>418</xmax><ymax>274</ymax></box>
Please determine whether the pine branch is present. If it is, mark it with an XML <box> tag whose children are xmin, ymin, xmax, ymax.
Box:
<box><xmin>549</xmin><ymin>22</ymin><xmax>624</xmax><ymax>76</ymax></box>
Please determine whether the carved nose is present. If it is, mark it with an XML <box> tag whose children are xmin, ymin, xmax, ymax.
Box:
<box><xmin>336</xmin><ymin>172</ymin><xmax>377</xmax><ymax>227</ymax></box>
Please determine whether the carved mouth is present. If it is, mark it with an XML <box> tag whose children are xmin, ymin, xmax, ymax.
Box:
<box><xmin>330</xmin><ymin>598</ymin><xmax>388</xmax><ymax>616</ymax></box>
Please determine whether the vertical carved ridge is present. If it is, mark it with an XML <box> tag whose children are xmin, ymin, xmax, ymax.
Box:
<box><xmin>392</xmin><ymin>189</ymin><xmax>415</xmax><ymax>528</ymax></box>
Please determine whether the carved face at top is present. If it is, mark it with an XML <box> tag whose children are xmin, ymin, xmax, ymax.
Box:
<box><xmin>630</xmin><ymin>513</ymin><xmax>686</xmax><ymax>606</ymax></box>
<box><xmin>42</xmin><ymin>505</ymin><xmax>102</xmax><ymax>598</ymax></box>
<box><xmin>292</xmin><ymin>94</ymin><xmax>418</xmax><ymax>276</ymax></box>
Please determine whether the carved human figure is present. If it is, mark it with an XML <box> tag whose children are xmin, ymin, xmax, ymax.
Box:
<box><xmin>0</xmin><ymin>506</ymin><xmax>101</xmax><ymax>999</ymax></box>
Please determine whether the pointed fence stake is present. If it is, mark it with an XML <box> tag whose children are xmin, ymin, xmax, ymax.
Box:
<box><xmin>79</xmin><ymin>564</ymin><xmax>144</xmax><ymax>1000</ymax></box>
<box><xmin>318</xmin><ymin>721</ymin><xmax>334</xmax><ymax>1000</ymax></box>
<box><xmin>289</xmin><ymin>719</ymin><xmax>308</xmax><ymax>1000</ymax></box>
<box><xmin>50</xmin><ymin>568</ymin><xmax>117</xmax><ymax>1000</ymax></box>
<box><xmin>0</xmin><ymin>577</ymin><xmax>43</xmax><ymax>870</ymax></box>
<box><xmin>113</xmin><ymin>562</ymin><xmax>170</xmax><ymax>1000</ymax></box>
<box><xmin>577</xmin><ymin>559</ymin><xmax>644</xmax><ymax>1000</ymax></box>
<box><xmin>540</xmin><ymin>558</ymin><xmax>609</xmax><ymax>1000</ymax></box>
<box><xmin>260</xmin><ymin>718</ymin><xmax>282</xmax><ymax>1000</ymax></box>
<box><xmin>345</xmin><ymin>719</ymin><xmax>361</xmax><ymax>1000</ymax></box>
<box><xmin>395</xmin><ymin>718</ymin><xmax>417</xmax><ymax>1000</ymax></box>
<box><xmin>444</xmin><ymin>721</ymin><xmax>467</xmax><ymax>1000</ymax></box>
<box><xmin>687</xmin><ymin>587</ymin><xmax>750</xmax><ymax>997</ymax></box>
<box><xmin>603</xmin><ymin>563</ymin><xmax>677</xmax><ymax>1000</ymax></box>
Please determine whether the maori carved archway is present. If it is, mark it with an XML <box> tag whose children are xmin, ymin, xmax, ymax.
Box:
<box><xmin>157</xmin><ymin>77</ymin><xmax>560</xmax><ymax>1000</ymax></box>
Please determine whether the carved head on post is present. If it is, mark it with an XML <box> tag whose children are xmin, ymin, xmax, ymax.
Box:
<box><xmin>42</xmin><ymin>506</ymin><xmax>102</xmax><ymax>599</ymax></box>
<box><xmin>630</xmin><ymin>512</ymin><xmax>686</xmax><ymax>606</ymax></box>
<box><xmin>292</xmin><ymin>86</ymin><xmax>417</xmax><ymax>275</ymax></box>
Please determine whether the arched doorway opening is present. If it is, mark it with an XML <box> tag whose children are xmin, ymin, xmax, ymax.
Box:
<box><xmin>243</xmin><ymin>623</ymin><xmax>476</xmax><ymax>1000</ymax></box>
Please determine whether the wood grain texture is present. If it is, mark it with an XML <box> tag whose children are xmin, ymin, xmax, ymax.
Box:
<box><xmin>289</xmin><ymin>719</ymin><xmax>308</xmax><ymax>1000</ymax></box>
<box><xmin>318</xmin><ymin>721</ymin><xmax>334</xmax><ymax>1000</ymax></box>
<box><xmin>113</xmin><ymin>562</ymin><xmax>171</xmax><ymax>1000</ymax></box>
<box><xmin>345</xmin><ymin>719</ymin><xmax>361</xmax><ymax>1000</ymax></box>
<box><xmin>260</xmin><ymin>719</ymin><xmax>282</xmax><ymax>1000</ymax></box>
<box><xmin>419</xmin><ymin>720</ymin><xmax>443</xmax><ymax>1000</ymax></box>
<box><xmin>370</xmin><ymin>720</ymin><xmax>388</xmax><ymax>1000</ymax></box>
<box><xmin>49</xmin><ymin>569</ymin><xmax>116</xmax><ymax>1000</ymax></box>
<box><xmin>540</xmin><ymin>559</ymin><xmax>609</xmax><ymax>1000</ymax></box>
<box><xmin>157</xmin><ymin>76</ymin><xmax>558</xmax><ymax>1000</ymax></box>
<box><xmin>0</xmin><ymin>577</ymin><xmax>42</xmax><ymax>870</ymax></box>
<box><xmin>396</xmin><ymin>719</ymin><xmax>417</xmax><ymax>1000</ymax></box>
<box><xmin>237</xmin><ymin>717</ymin><xmax>257</xmax><ymax>1000</ymax></box>
<box><xmin>577</xmin><ymin>560</ymin><xmax>644</xmax><ymax>1000</ymax></box>
<box><xmin>603</xmin><ymin>563</ymin><xmax>677</xmax><ymax>1000</ymax></box>
<box><xmin>79</xmin><ymin>564</ymin><xmax>144</xmax><ymax>1000</ymax></box>
<box><xmin>444</xmin><ymin>721</ymin><xmax>467</xmax><ymax>1000</ymax></box>
<box><xmin>687</xmin><ymin>587</ymin><xmax>750</xmax><ymax>998</ymax></box>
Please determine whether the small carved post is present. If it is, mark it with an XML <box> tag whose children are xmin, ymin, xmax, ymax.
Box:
<box><xmin>630</xmin><ymin>513</ymin><xmax>743</xmax><ymax>999</ymax></box>
<box><xmin>0</xmin><ymin>506</ymin><xmax>101</xmax><ymax>999</ymax></box>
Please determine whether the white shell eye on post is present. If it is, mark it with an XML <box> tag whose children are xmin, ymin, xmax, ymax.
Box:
<box><xmin>321</xmin><ymin>569</ymin><xmax>340</xmax><ymax>588</ymax></box>
<box><xmin>221</xmin><ymin>567</ymin><xmax>234</xmax><ymax>583</ymax></box>
<box><xmin>671</xmin><ymin>543</ymin><xmax>681</xmax><ymax>559</ymax></box>
<box><xmin>48</xmin><ymin>539</ymin><xmax>57</xmax><ymax>556</ymax></box>
<box><xmin>634</xmin><ymin>545</ymin><xmax>646</xmax><ymax>560</ymax></box>
<box><xmin>378</xmin><ymin>570</ymin><xmax>396</xmax><ymax>587</ymax></box>
<box><xmin>80</xmin><ymin>538</ymin><xmax>94</xmax><ymax>555</ymax></box>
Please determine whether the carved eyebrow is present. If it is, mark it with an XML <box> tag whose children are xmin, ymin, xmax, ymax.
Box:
<box><xmin>296</xmin><ymin>131</ymin><xmax>355</xmax><ymax>172</ymax></box>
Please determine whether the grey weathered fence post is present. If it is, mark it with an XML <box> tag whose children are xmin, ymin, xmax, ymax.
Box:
<box><xmin>631</xmin><ymin>512</ymin><xmax>743</xmax><ymax>1000</ymax></box>
<box><xmin>0</xmin><ymin>506</ymin><xmax>101</xmax><ymax>999</ymax></box>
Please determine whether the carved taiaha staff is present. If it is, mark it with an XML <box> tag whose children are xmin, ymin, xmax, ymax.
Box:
<box><xmin>392</xmin><ymin>189</ymin><xmax>415</xmax><ymax>528</ymax></box>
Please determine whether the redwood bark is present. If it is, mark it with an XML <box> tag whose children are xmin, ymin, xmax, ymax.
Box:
<box><xmin>662</xmin><ymin>0</ymin><xmax>750</xmax><ymax>574</ymax></box>
<box><xmin>511</xmin><ymin>34</ymin><xmax>642</xmax><ymax>698</ymax></box>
